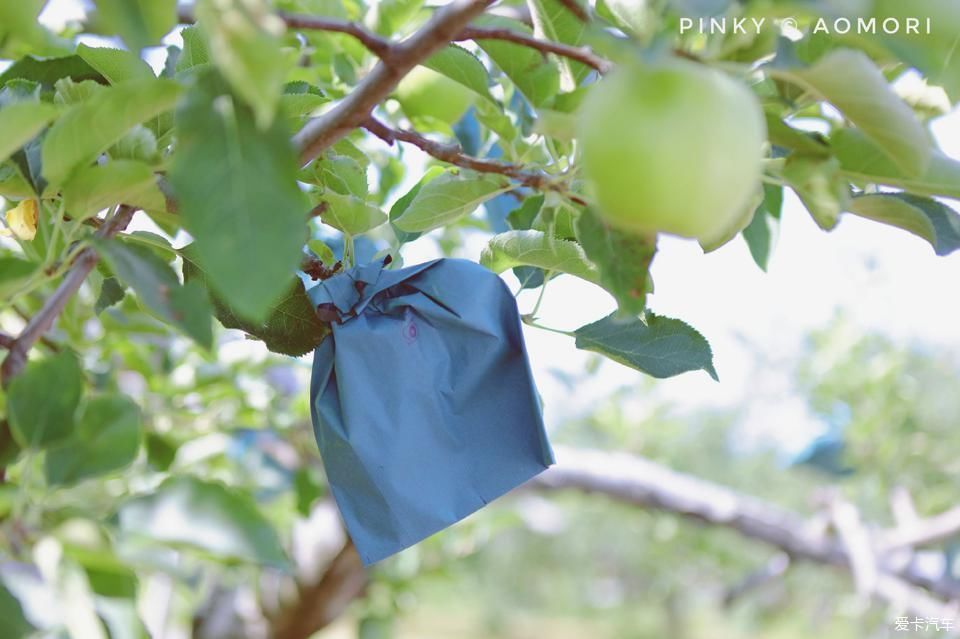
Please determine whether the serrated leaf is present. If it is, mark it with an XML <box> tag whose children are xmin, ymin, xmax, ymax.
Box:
<box><xmin>389</xmin><ymin>165</ymin><xmax>445</xmax><ymax>244</ymax></box>
<box><xmin>741</xmin><ymin>184</ymin><xmax>783</xmax><ymax>271</ymax></box>
<box><xmin>422</xmin><ymin>44</ymin><xmax>495</xmax><ymax>104</ymax></box>
<box><xmin>183</xmin><ymin>252</ymin><xmax>329</xmax><ymax>357</ymax></box>
<box><xmin>771</xmin><ymin>49</ymin><xmax>931</xmax><ymax>177</ymax></box>
<box><xmin>93</xmin><ymin>0</ymin><xmax>177</xmax><ymax>51</ymax></box>
<box><xmin>480</xmin><ymin>229</ymin><xmax>599</xmax><ymax>283</ymax></box>
<box><xmin>61</xmin><ymin>160</ymin><xmax>163</xmax><ymax>219</ymax></box>
<box><xmin>574</xmin><ymin>312</ymin><xmax>718</xmax><ymax>380</ymax></box>
<box><xmin>833</xmin><ymin>128</ymin><xmax>960</xmax><ymax>200</ymax></box>
<box><xmin>7</xmin><ymin>350</ymin><xmax>83</xmax><ymax>448</ymax></box>
<box><xmin>169</xmin><ymin>71</ymin><xmax>308</xmax><ymax>323</ymax></box>
<box><xmin>45</xmin><ymin>394</ymin><xmax>142</xmax><ymax>486</ymax></box>
<box><xmin>316</xmin><ymin>190</ymin><xmax>386</xmax><ymax>235</ymax></box>
<box><xmin>577</xmin><ymin>208</ymin><xmax>655</xmax><ymax>315</ymax></box>
<box><xmin>0</xmin><ymin>101</ymin><xmax>59</xmax><ymax>164</ymax></box>
<box><xmin>393</xmin><ymin>170</ymin><xmax>507</xmax><ymax>233</ymax></box>
<box><xmin>41</xmin><ymin>78</ymin><xmax>182</xmax><ymax>187</ymax></box>
<box><xmin>118</xmin><ymin>476</ymin><xmax>290</xmax><ymax>568</ymax></box>
<box><xmin>76</xmin><ymin>44</ymin><xmax>155</xmax><ymax>84</ymax></box>
<box><xmin>0</xmin><ymin>55</ymin><xmax>104</xmax><ymax>90</ymax></box>
<box><xmin>196</xmin><ymin>0</ymin><xmax>288</xmax><ymax>128</ymax></box>
<box><xmin>475</xmin><ymin>16</ymin><xmax>560</xmax><ymax>107</ymax></box>
<box><xmin>95</xmin><ymin>277</ymin><xmax>126</xmax><ymax>314</ymax></box>
<box><xmin>176</xmin><ymin>26</ymin><xmax>211</xmax><ymax>72</ymax></box>
<box><xmin>847</xmin><ymin>193</ymin><xmax>960</xmax><ymax>256</ymax></box>
<box><xmin>95</xmin><ymin>238</ymin><xmax>213</xmax><ymax>348</ymax></box>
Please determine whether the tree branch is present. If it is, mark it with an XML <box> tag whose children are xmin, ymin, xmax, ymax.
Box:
<box><xmin>293</xmin><ymin>0</ymin><xmax>497</xmax><ymax>165</ymax></box>
<box><xmin>0</xmin><ymin>333</ymin><xmax>13</xmax><ymax>350</ymax></box>
<box><xmin>178</xmin><ymin>6</ymin><xmax>610</xmax><ymax>74</ymax></box>
<box><xmin>362</xmin><ymin>116</ymin><xmax>586</xmax><ymax>204</ymax></box>
<box><xmin>0</xmin><ymin>206</ymin><xmax>135</xmax><ymax>386</ymax></box>
<box><xmin>531</xmin><ymin>447</ymin><xmax>960</xmax><ymax>604</ymax></box>
<box><xmin>270</xmin><ymin>540</ymin><xmax>367</xmax><ymax>639</ymax></box>
<box><xmin>878</xmin><ymin>505</ymin><xmax>960</xmax><ymax>554</ymax></box>
<box><xmin>555</xmin><ymin>0</ymin><xmax>590</xmax><ymax>23</ymax></box>
<box><xmin>456</xmin><ymin>26</ymin><xmax>611</xmax><ymax>73</ymax></box>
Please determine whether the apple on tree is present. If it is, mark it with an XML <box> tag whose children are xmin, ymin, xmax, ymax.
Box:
<box><xmin>577</xmin><ymin>59</ymin><xmax>767</xmax><ymax>244</ymax></box>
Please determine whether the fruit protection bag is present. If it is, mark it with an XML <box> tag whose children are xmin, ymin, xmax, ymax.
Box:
<box><xmin>307</xmin><ymin>258</ymin><xmax>554</xmax><ymax>564</ymax></box>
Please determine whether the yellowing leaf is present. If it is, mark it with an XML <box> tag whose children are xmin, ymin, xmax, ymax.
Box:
<box><xmin>5</xmin><ymin>199</ymin><xmax>38</xmax><ymax>240</ymax></box>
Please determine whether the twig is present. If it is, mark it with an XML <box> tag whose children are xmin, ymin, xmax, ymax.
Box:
<box><xmin>293</xmin><ymin>0</ymin><xmax>497</xmax><ymax>165</ymax></box>
<box><xmin>457</xmin><ymin>26</ymin><xmax>610</xmax><ymax>72</ymax></box>
<box><xmin>362</xmin><ymin>116</ymin><xmax>587</xmax><ymax>205</ymax></box>
<box><xmin>176</xmin><ymin>6</ymin><xmax>393</xmax><ymax>60</ymax></box>
<box><xmin>0</xmin><ymin>206</ymin><xmax>135</xmax><ymax>386</ymax></box>
<box><xmin>830</xmin><ymin>498</ymin><xmax>878</xmax><ymax>600</ymax></box>
<box><xmin>555</xmin><ymin>0</ymin><xmax>589</xmax><ymax>23</ymax></box>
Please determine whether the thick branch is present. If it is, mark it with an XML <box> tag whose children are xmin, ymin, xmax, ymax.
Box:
<box><xmin>531</xmin><ymin>447</ymin><xmax>960</xmax><ymax>603</ymax></box>
<box><xmin>362</xmin><ymin>116</ymin><xmax>585</xmax><ymax>204</ymax></box>
<box><xmin>293</xmin><ymin>0</ymin><xmax>496</xmax><ymax>165</ymax></box>
<box><xmin>0</xmin><ymin>206</ymin><xmax>135</xmax><ymax>386</ymax></box>
<box><xmin>270</xmin><ymin>540</ymin><xmax>367</xmax><ymax>639</ymax></box>
<box><xmin>0</xmin><ymin>333</ymin><xmax>12</xmax><ymax>350</ymax></box>
<box><xmin>456</xmin><ymin>26</ymin><xmax>611</xmax><ymax>73</ymax></box>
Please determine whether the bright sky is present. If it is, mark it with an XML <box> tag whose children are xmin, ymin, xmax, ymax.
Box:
<box><xmin>21</xmin><ymin>1</ymin><xmax>960</xmax><ymax>455</ymax></box>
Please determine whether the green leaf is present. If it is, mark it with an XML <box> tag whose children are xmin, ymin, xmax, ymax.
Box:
<box><xmin>771</xmin><ymin>49</ymin><xmax>931</xmax><ymax>177</ymax></box>
<box><xmin>95</xmin><ymin>238</ymin><xmax>213</xmax><ymax>348</ymax></box>
<box><xmin>169</xmin><ymin>72</ymin><xmax>308</xmax><ymax>323</ymax></box>
<box><xmin>76</xmin><ymin>44</ymin><xmax>155</xmax><ymax>84</ymax></box>
<box><xmin>176</xmin><ymin>26</ymin><xmax>211</xmax><ymax>72</ymax></box>
<box><xmin>577</xmin><ymin>208</ymin><xmax>655</xmax><ymax>316</ymax></box>
<box><xmin>61</xmin><ymin>160</ymin><xmax>163</xmax><ymax>219</ymax></box>
<box><xmin>309</xmin><ymin>152</ymin><xmax>367</xmax><ymax>198</ymax></box>
<box><xmin>574</xmin><ymin>312</ymin><xmax>719</xmax><ymax>380</ymax></box>
<box><xmin>480</xmin><ymin>229</ymin><xmax>599</xmax><ymax>283</ymax></box>
<box><xmin>0</xmin><ymin>420</ymin><xmax>22</xmax><ymax>469</ymax></box>
<box><xmin>0</xmin><ymin>55</ymin><xmax>104</xmax><ymax>91</ymax></box>
<box><xmin>45</xmin><ymin>394</ymin><xmax>142</xmax><ymax>486</ymax></box>
<box><xmin>41</xmin><ymin>78</ymin><xmax>182</xmax><ymax>187</ymax></box>
<box><xmin>183</xmin><ymin>253</ymin><xmax>329</xmax><ymax>357</ymax></box>
<box><xmin>783</xmin><ymin>155</ymin><xmax>850</xmax><ymax>231</ymax></box>
<box><xmin>475</xmin><ymin>16</ymin><xmax>560</xmax><ymax>107</ymax></box>
<box><xmin>0</xmin><ymin>102</ymin><xmax>59</xmax><ymax>164</ymax></box>
<box><xmin>832</xmin><ymin>128</ymin><xmax>960</xmax><ymax>200</ymax></box>
<box><xmin>422</xmin><ymin>45</ymin><xmax>495</xmax><ymax>104</ymax></box>
<box><xmin>847</xmin><ymin>193</ymin><xmax>960</xmax><ymax>257</ymax></box>
<box><xmin>118</xmin><ymin>476</ymin><xmax>290</xmax><ymax>568</ymax></box>
<box><xmin>95</xmin><ymin>277</ymin><xmax>126</xmax><ymax>314</ymax></box>
<box><xmin>92</xmin><ymin>0</ymin><xmax>177</xmax><ymax>51</ymax></box>
<box><xmin>7</xmin><ymin>350</ymin><xmax>84</xmax><ymax>448</ymax></box>
<box><xmin>0</xmin><ymin>582</ymin><xmax>34</xmax><ymax>639</ymax></box>
<box><xmin>393</xmin><ymin>170</ymin><xmax>507</xmax><ymax>233</ymax></box>
<box><xmin>741</xmin><ymin>184</ymin><xmax>783</xmax><ymax>271</ymax></box>
<box><xmin>389</xmin><ymin>165</ymin><xmax>445</xmax><ymax>244</ymax></box>
<box><xmin>195</xmin><ymin>0</ymin><xmax>289</xmax><ymax>128</ymax></box>
<box><xmin>528</xmin><ymin>0</ymin><xmax>591</xmax><ymax>87</ymax></box>
<box><xmin>316</xmin><ymin>191</ymin><xmax>387</xmax><ymax>236</ymax></box>
<box><xmin>307</xmin><ymin>239</ymin><xmax>336</xmax><ymax>265</ymax></box>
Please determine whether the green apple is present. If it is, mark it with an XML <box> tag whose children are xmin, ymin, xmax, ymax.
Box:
<box><xmin>577</xmin><ymin>60</ymin><xmax>766</xmax><ymax>241</ymax></box>
<box><xmin>396</xmin><ymin>66</ymin><xmax>475</xmax><ymax>125</ymax></box>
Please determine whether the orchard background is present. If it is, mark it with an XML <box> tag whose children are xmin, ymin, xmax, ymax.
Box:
<box><xmin>2</xmin><ymin>0</ymin><xmax>960</xmax><ymax>637</ymax></box>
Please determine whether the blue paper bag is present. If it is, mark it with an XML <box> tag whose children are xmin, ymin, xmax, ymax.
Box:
<box><xmin>307</xmin><ymin>258</ymin><xmax>554</xmax><ymax>565</ymax></box>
